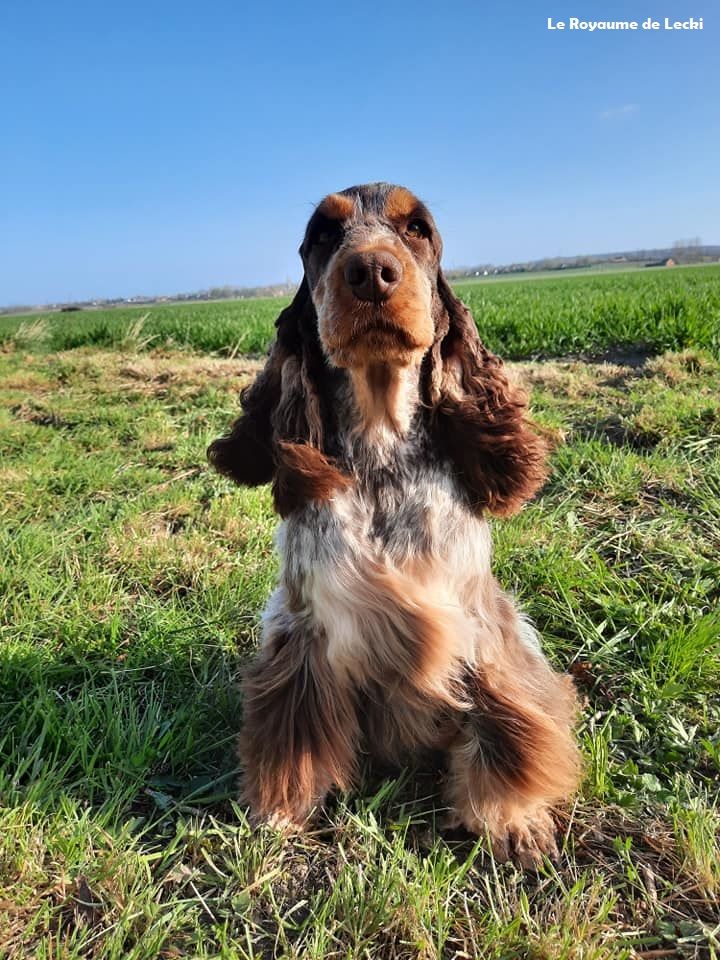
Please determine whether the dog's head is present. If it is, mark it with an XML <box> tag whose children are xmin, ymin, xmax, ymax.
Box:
<box><xmin>300</xmin><ymin>183</ymin><xmax>441</xmax><ymax>368</ymax></box>
<box><xmin>209</xmin><ymin>183</ymin><xmax>548</xmax><ymax>516</ymax></box>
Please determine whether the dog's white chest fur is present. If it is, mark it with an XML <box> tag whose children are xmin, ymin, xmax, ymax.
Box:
<box><xmin>265</xmin><ymin>461</ymin><xmax>500</xmax><ymax>684</ymax></box>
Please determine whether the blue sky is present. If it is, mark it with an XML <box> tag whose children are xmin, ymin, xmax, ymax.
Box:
<box><xmin>1</xmin><ymin>1</ymin><xmax>717</xmax><ymax>304</ymax></box>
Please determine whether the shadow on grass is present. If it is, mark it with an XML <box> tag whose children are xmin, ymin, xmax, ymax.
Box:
<box><xmin>568</xmin><ymin>416</ymin><xmax>662</xmax><ymax>452</ymax></box>
<box><xmin>0</xmin><ymin>638</ymin><xmax>244</xmax><ymax>821</ymax></box>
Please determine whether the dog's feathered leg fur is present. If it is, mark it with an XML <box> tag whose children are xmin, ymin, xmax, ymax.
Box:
<box><xmin>443</xmin><ymin>593</ymin><xmax>580</xmax><ymax>865</ymax></box>
<box><xmin>239</xmin><ymin>604</ymin><xmax>359</xmax><ymax>828</ymax></box>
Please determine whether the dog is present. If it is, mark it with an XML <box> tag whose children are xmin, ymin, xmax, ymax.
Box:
<box><xmin>208</xmin><ymin>182</ymin><xmax>580</xmax><ymax>865</ymax></box>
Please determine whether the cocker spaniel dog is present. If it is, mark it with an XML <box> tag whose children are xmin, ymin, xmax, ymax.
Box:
<box><xmin>208</xmin><ymin>183</ymin><xmax>580</xmax><ymax>865</ymax></box>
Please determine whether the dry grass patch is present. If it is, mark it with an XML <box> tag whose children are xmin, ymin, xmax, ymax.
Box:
<box><xmin>646</xmin><ymin>350</ymin><xmax>720</xmax><ymax>386</ymax></box>
<box><xmin>106</xmin><ymin>508</ymin><xmax>226</xmax><ymax>596</ymax></box>
<box><xmin>514</xmin><ymin>359</ymin><xmax>632</xmax><ymax>399</ymax></box>
<box><xmin>115</xmin><ymin>352</ymin><xmax>262</xmax><ymax>392</ymax></box>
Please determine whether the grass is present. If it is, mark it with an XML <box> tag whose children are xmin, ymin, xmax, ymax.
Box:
<box><xmin>1</xmin><ymin>310</ymin><xmax>719</xmax><ymax>954</ymax></box>
<box><xmin>1</xmin><ymin>263</ymin><xmax>719</xmax><ymax>361</ymax></box>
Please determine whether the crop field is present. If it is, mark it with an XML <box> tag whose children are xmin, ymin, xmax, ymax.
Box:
<box><xmin>2</xmin><ymin>264</ymin><xmax>719</xmax><ymax>361</ymax></box>
<box><xmin>1</xmin><ymin>266</ymin><xmax>719</xmax><ymax>958</ymax></box>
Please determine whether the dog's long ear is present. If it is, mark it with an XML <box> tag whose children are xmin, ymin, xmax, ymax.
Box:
<box><xmin>424</xmin><ymin>270</ymin><xmax>548</xmax><ymax>517</ymax></box>
<box><xmin>207</xmin><ymin>277</ymin><xmax>329</xmax><ymax>487</ymax></box>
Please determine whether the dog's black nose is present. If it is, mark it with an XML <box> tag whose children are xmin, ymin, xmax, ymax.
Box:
<box><xmin>344</xmin><ymin>251</ymin><xmax>403</xmax><ymax>303</ymax></box>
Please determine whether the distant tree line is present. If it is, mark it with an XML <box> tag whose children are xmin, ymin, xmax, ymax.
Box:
<box><xmin>446</xmin><ymin>242</ymin><xmax>720</xmax><ymax>279</ymax></box>
<box><xmin>3</xmin><ymin>244</ymin><xmax>719</xmax><ymax>315</ymax></box>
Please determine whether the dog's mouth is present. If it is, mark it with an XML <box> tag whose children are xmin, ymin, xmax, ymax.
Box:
<box><xmin>323</xmin><ymin>315</ymin><xmax>429</xmax><ymax>368</ymax></box>
<box><xmin>325</xmin><ymin>300</ymin><xmax>433</xmax><ymax>353</ymax></box>
<box><xmin>350</xmin><ymin>311</ymin><xmax>422</xmax><ymax>346</ymax></box>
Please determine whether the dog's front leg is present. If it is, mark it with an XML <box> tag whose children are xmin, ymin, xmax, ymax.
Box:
<box><xmin>239</xmin><ymin>611</ymin><xmax>358</xmax><ymax>830</ymax></box>
<box><xmin>444</xmin><ymin>656</ymin><xmax>580</xmax><ymax>867</ymax></box>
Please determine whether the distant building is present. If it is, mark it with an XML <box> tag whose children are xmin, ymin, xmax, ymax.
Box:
<box><xmin>644</xmin><ymin>257</ymin><xmax>677</xmax><ymax>268</ymax></box>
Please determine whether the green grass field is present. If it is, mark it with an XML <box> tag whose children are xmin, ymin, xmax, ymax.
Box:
<box><xmin>2</xmin><ymin>264</ymin><xmax>719</xmax><ymax>361</ymax></box>
<box><xmin>1</xmin><ymin>267</ymin><xmax>719</xmax><ymax>957</ymax></box>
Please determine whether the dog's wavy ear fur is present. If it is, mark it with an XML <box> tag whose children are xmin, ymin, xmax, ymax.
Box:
<box><xmin>424</xmin><ymin>271</ymin><xmax>548</xmax><ymax>517</ymax></box>
<box><xmin>208</xmin><ymin>277</ymin><xmax>348</xmax><ymax>516</ymax></box>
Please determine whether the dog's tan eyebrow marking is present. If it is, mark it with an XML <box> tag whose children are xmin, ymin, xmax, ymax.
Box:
<box><xmin>317</xmin><ymin>193</ymin><xmax>356</xmax><ymax>221</ymax></box>
<box><xmin>384</xmin><ymin>186</ymin><xmax>420</xmax><ymax>221</ymax></box>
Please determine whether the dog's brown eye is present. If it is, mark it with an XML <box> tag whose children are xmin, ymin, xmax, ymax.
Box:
<box><xmin>312</xmin><ymin>223</ymin><xmax>340</xmax><ymax>247</ymax></box>
<box><xmin>406</xmin><ymin>220</ymin><xmax>427</xmax><ymax>239</ymax></box>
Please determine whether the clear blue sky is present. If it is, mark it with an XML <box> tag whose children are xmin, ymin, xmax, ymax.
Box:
<box><xmin>1</xmin><ymin>1</ymin><xmax>717</xmax><ymax>304</ymax></box>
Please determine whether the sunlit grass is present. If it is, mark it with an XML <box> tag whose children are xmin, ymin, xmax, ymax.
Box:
<box><xmin>1</xmin><ymin>264</ymin><xmax>719</xmax><ymax>360</ymax></box>
<box><xmin>1</xmin><ymin>342</ymin><xmax>719</xmax><ymax>956</ymax></box>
